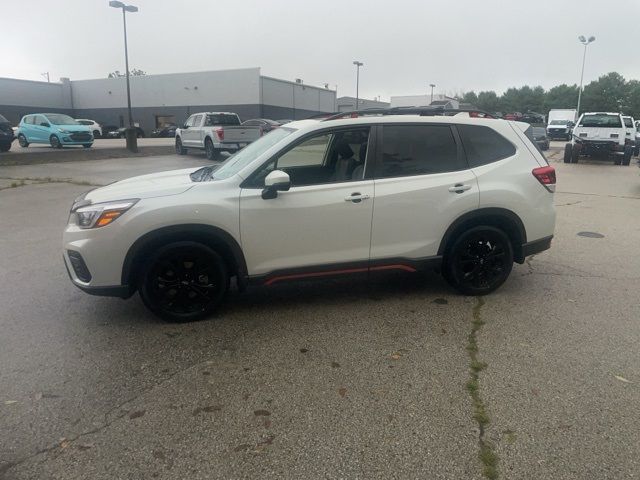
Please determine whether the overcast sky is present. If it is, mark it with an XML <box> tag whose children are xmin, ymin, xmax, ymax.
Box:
<box><xmin>4</xmin><ymin>0</ymin><xmax>640</xmax><ymax>100</ymax></box>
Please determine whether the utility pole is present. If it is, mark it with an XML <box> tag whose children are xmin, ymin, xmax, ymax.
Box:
<box><xmin>353</xmin><ymin>61</ymin><xmax>363</xmax><ymax>111</ymax></box>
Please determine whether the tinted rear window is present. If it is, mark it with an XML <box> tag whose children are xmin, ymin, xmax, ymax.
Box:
<box><xmin>205</xmin><ymin>114</ymin><xmax>240</xmax><ymax>126</ymax></box>
<box><xmin>378</xmin><ymin>125</ymin><xmax>464</xmax><ymax>178</ymax></box>
<box><xmin>579</xmin><ymin>114</ymin><xmax>622</xmax><ymax>128</ymax></box>
<box><xmin>457</xmin><ymin>125</ymin><xmax>516</xmax><ymax>167</ymax></box>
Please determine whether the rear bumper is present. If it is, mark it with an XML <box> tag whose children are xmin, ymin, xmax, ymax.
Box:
<box><xmin>521</xmin><ymin>235</ymin><xmax>553</xmax><ymax>258</ymax></box>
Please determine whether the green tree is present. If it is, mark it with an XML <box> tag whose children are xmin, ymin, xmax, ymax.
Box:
<box><xmin>476</xmin><ymin>91</ymin><xmax>500</xmax><ymax>112</ymax></box>
<box><xmin>580</xmin><ymin>72</ymin><xmax>627</xmax><ymax>113</ymax></box>
<box><xmin>544</xmin><ymin>84</ymin><xmax>578</xmax><ymax>112</ymax></box>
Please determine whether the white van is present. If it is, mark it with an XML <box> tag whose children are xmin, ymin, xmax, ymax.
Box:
<box><xmin>547</xmin><ymin>109</ymin><xmax>577</xmax><ymax>140</ymax></box>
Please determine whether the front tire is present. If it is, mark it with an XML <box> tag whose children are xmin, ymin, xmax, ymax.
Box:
<box><xmin>138</xmin><ymin>242</ymin><xmax>228</xmax><ymax>322</ymax></box>
<box><xmin>50</xmin><ymin>135</ymin><xmax>62</xmax><ymax>149</ymax></box>
<box><xmin>622</xmin><ymin>145</ymin><xmax>633</xmax><ymax>166</ymax></box>
<box><xmin>444</xmin><ymin>226</ymin><xmax>514</xmax><ymax>296</ymax></box>
<box><xmin>18</xmin><ymin>134</ymin><xmax>29</xmax><ymax>147</ymax></box>
<box><xmin>175</xmin><ymin>137</ymin><xmax>187</xmax><ymax>155</ymax></box>
<box><xmin>563</xmin><ymin>144</ymin><xmax>572</xmax><ymax>163</ymax></box>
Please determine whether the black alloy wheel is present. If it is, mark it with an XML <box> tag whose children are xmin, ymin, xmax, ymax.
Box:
<box><xmin>139</xmin><ymin>242</ymin><xmax>228</xmax><ymax>322</ymax></box>
<box><xmin>444</xmin><ymin>226</ymin><xmax>513</xmax><ymax>295</ymax></box>
<box><xmin>205</xmin><ymin>138</ymin><xmax>216</xmax><ymax>160</ymax></box>
<box><xmin>18</xmin><ymin>134</ymin><xmax>29</xmax><ymax>147</ymax></box>
<box><xmin>50</xmin><ymin>135</ymin><xmax>62</xmax><ymax>149</ymax></box>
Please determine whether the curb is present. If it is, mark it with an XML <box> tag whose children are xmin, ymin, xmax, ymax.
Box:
<box><xmin>0</xmin><ymin>146</ymin><xmax>175</xmax><ymax>166</ymax></box>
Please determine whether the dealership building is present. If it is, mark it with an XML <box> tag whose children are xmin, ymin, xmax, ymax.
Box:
<box><xmin>0</xmin><ymin>68</ymin><xmax>336</xmax><ymax>132</ymax></box>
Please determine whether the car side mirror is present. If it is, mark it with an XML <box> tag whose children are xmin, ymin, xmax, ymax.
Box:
<box><xmin>182</xmin><ymin>124</ymin><xmax>189</xmax><ymax>129</ymax></box>
<box><xmin>262</xmin><ymin>170</ymin><xmax>290</xmax><ymax>200</ymax></box>
<box><xmin>40</xmin><ymin>122</ymin><xmax>50</xmax><ymax>127</ymax></box>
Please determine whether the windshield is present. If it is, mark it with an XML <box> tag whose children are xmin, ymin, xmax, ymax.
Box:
<box><xmin>579</xmin><ymin>114</ymin><xmax>622</xmax><ymax>128</ymax></box>
<box><xmin>549</xmin><ymin>120</ymin><xmax>569</xmax><ymax>125</ymax></box>
<box><xmin>46</xmin><ymin>114</ymin><xmax>78</xmax><ymax>125</ymax></box>
<box><xmin>623</xmin><ymin>117</ymin><xmax>633</xmax><ymax>127</ymax></box>
<box><xmin>211</xmin><ymin>128</ymin><xmax>295</xmax><ymax>180</ymax></box>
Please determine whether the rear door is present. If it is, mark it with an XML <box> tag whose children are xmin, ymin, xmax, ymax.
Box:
<box><xmin>370</xmin><ymin>123</ymin><xmax>479</xmax><ymax>261</ymax></box>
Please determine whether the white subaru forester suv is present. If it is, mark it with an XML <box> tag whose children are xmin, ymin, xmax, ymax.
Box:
<box><xmin>63</xmin><ymin>109</ymin><xmax>556</xmax><ymax>322</ymax></box>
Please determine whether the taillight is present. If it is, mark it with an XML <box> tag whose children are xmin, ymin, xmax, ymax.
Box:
<box><xmin>215</xmin><ymin>128</ymin><xmax>224</xmax><ymax>141</ymax></box>
<box><xmin>532</xmin><ymin>166</ymin><xmax>556</xmax><ymax>192</ymax></box>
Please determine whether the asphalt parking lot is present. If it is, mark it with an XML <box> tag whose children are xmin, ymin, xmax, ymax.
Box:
<box><xmin>1</xmin><ymin>146</ymin><xmax>639</xmax><ymax>479</ymax></box>
<box><xmin>6</xmin><ymin>137</ymin><xmax>174</xmax><ymax>154</ymax></box>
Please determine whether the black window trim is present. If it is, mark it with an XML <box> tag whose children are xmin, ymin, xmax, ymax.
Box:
<box><xmin>240</xmin><ymin>124</ymin><xmax>378</xmax><ymax>189</ymax></box>
<box><xmin>371</xmin><ymin>122</ymin><xmax>468</xmax><ymax>180</ymax></box>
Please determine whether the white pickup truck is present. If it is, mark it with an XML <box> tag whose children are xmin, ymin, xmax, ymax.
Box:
<box><xmin>175</xmin><ymin>112</ymin><xmax>262</xmax><ymax>160</ymax></box>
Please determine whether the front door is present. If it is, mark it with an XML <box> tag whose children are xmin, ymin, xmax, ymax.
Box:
<box><xmin>32</xmin><ymin>115</ymin><xmax>50</xmax><ymax>143</ymax></box>
<box><xmin>370</xmin><ymin>124</ymin><xmax>479</xmax><ymax>260</ymax></box>
<box><xmin>239</xmin><ymin>127</ymin><xmax>374</xmax><ymax>277</ymax></box>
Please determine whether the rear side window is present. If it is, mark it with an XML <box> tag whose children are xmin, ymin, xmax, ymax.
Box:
<box><xmin>378</xmin><ymin>125</ymin><xmax>463</xmax><ymax>178</ymax></box>
<box><xmin>457</xmin><ymin>125</ymin><xmax>516</xmax><ymax>167</ymax></box>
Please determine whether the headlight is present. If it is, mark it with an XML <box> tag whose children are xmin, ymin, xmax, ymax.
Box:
<box><xmin>73</xmin><ymin>199</ymin><xmax>139</xmax><ymax>229</ymax></box>
<box><xmin>58</xmin><ymin>128</ymin><xmax>71</xmax><ymax>134</ymax></box>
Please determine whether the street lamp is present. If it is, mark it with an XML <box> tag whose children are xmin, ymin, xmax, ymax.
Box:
<box><xmin>109</xmin><ymin>0</ymin><xmax>139</xmax><ymax>152</ymax></box>
<box><xmin>353</xmin><ymin>61</ymin><xmax>363</xmax><ymax>111</ymax></box>
<box><xmin>576</xmin><ymin>35</ymin><xmax>595</xmax><ymax>117</ymax></box>
<box><xmin>429</xmin><ymin>83</ymin><xmax>436</xmax><ymax>104</ymax></box>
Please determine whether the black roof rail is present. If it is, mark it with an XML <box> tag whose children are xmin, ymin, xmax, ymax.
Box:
<box><xmin>323</xmin><ymin>107</ymin><xmax>497</xmax><ymax>121</ymax></box>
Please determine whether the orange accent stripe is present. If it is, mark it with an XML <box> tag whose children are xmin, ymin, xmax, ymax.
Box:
<box><xmin>370</xmin><ymin>264</ymin><xmax>417</xmax><ymax>273</ymax></box>
<box><xmin>263</xmin><ymin>264</ymin><xmax>417</xmax><ymax>286</ymax></box>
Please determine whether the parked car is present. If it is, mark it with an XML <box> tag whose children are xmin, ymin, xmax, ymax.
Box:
<box><xmin>621</xmin><ymin>115</ymin><xmax>638</xmax><ymax>156</ymax></box>
<box><xmin>564</xmin><ymin>112</ymin><xmax>632</xmax><ymax>165</ymax></box>
<box><xmin>106</xmin><ymin>126</ymin><xmax>145</xmax><ymax>138</ymax></box>
<box><xmin>174</xmin><ymin>112</ymin><xmax>262</xmax><ymax>160</ymax></box>
<box><xmin>532</xmin><ymin>127</ymin><xmax>550</xmax><ymax>151</ymax></box>
<box><xmin>546</xmin><ymin>109</ymin><xmax>577</xmax><ymax>140</ymax></box>
<box><xmin>241</xmin><ymin>118</ymin><xmax>281</xmax><ymax>134</ymax></box>
<box><xmin>102</xmin><ymin>125</ymin><xmax>120</xmax><ymax>137</ymax></box>
<box><xmin>63</xmin><ymin>110</ymin><xmax>556</xmax><ymax>322</ymax></box>
<box><xmin>151</xmin><ymin>125</ymin><xmax>177</xmax><ymax>138</ymax></box>
<box><xmin>17</xmin><ymin>113</ymin><xmax>93</xmax><ymax>149</ymax></box>
<box><xmin>276</xmin><ymin>119</ymin><xmax>293</xmax><ymax>124</ymax></box>
<box><xmin>75</xmin><ymin>119</ymin><xmax>102</xmax><ymax>138</ymax></box>
<box><xmin>521</xmin><ymin>112</ymin><xmax>545</xmax><ymax>125</ymax></box>
<box><xmin>0</xmin><ymin>114</ymin><xmax>15</xmax><ymax>152</ymax></box>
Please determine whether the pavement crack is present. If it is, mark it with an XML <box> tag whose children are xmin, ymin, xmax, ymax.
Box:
<box><xmin>0</xmin><ymin>176</ymin><xmax>104</xmax><ymax>192</ymax></box>
<box><xmin>466</xmin><ymin>297</ymin><xmax>499</xmax><ymax>479</ymax></box>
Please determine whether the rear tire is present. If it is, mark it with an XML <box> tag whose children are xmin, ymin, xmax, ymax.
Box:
<box><xmin>563</xmin><ymin>144</ymin><xmax>572</xmax><ymax>163</ymax></box>
<box><xmin>138</xmin><ymin>242</ymin><xmax>228</xmax><ymax>322</ymax></box>
<box><xmin>18</xmin><ymin>134</ymin><xmax>29</xmax><ymax>148</ymax></box>
<box><xmin>443</xmin><ymin>226</ymin><xmax>514</xmax><ymax>296</ymax></box>
<box><xmin>175</xmin><ymin>137</ymin><xmax>187</xmax><ymax>155</ymax></box>
<box><xmin>205</xmin><ymin>138</ymin><xmax>217</xmax><ymax>160</ymax></box>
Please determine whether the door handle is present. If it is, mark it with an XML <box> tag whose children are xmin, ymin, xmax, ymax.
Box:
<box><xmin>448</xmin><ymin>183</ymin><xmax>472</xmax><ymax>194</ymax></box>
<box><xmin>345</xmin><ymin>192</ymin><xmax>370</xmax><ymax>203</ymax></box>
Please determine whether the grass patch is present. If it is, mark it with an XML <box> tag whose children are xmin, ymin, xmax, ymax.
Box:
<box><xmin>466</xmin><ymin>296</ymin><xmax>500</xmax><ymax>479</ymax></box>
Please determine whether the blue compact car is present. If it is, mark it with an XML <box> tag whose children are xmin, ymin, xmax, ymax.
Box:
<box><xmin>17</xmin><ymin>113</ymin><xmax>93</xmax><ymax>148</ymax></box>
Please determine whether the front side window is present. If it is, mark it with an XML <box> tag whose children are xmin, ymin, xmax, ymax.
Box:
<box><xmin>192</xmin><ymin>114</ymin><xmax>203</xmax><ymax>127</ymax></box>
<box><xmin>77</xmin><ymin>120</ymin><xmax>93</xmax><ymax>126</ymax></box>
<box><xmin>457</xmin><ymin>124</ymin><xmax>516</xmax><ymax>168</ymax></box>
<box><xmin>623</xmin><ymin>117</ymin><xmax>633</xmax><ymax>128</ymax></box>
<box><xmin>184</xmin><ymin>116</ymin><xmax>195</xmax><ymax>127</ymax></box>
<box><xmin>35</xmin><ymin>115</ymin><xmax>48</xmax><ymax>126</ymax></box>
<box><xmin>248</xmin><ymin>128</ymin><xmax>371</xmax><ymax>187</ymax></box>
<box><xmin>378</xmin><ymin>125</ymin><xmax>462</xmax><ymax>178</ymax></box>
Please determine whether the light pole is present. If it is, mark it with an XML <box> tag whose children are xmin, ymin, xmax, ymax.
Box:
<box><xmin>576</xmin><ymin>35</ymin><xmax>595</xmax><ymax>117</ymax></box>
<box><xmin>353</xmin><ymin>61</ymin><xmax>363</xmax><ymax>111</ymax></box>
<box><xmin>109</xmin><ymin>0</ymin><xmax>138</xmax><ymax>152</ymax></box>
<box><xmin>429</xmin><ymin>83</ymin><xmax>436</xmax><ymax>104</ymax></box>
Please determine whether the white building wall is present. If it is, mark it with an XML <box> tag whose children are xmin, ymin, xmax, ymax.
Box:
<box><xmin>0</xmin><ymin>77</ymin><xmax>72</xmax><ymax>108</ymax></box>
<box><xmin>71</xmin><ymin>68</ymin><xmax>261</xmax><ymax>109</ymax></box>
<box><xmin>261</xmin><ymin>77</ymin><xmax>335</xmax><ymax>113</ymax></box>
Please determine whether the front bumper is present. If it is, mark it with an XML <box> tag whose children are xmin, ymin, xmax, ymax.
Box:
<box><xmin>575</xmin><ymin>139</ymin><xmax>624</xmax><ymax>155</ymax></box>
<box><xmin>63</xmin><ymin>254</ymin><xmax>131</xmax><ymax>298</ymax></box>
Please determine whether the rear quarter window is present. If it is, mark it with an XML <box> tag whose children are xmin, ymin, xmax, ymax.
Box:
<box><xmin>457</xmin><ymin>124</ymin><xmax>516</xmax><ymax>167</ymax></box>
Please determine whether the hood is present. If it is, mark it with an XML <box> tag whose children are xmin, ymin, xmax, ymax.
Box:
<box><xmin>86</xmin><ymin>167</ymin><xmax>198</xmax><ymax>203</ymax></box>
